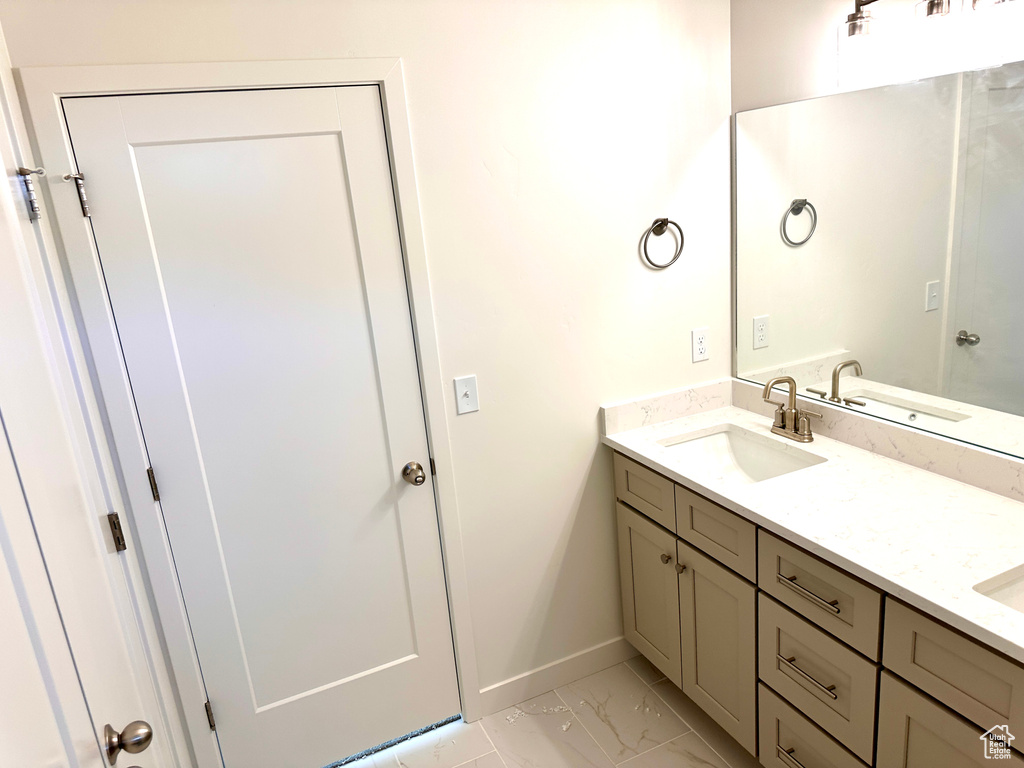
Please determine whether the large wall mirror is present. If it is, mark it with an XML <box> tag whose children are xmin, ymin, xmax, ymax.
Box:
<box><xmin>734</xmin><ymin>59</ymin><xmax>1024</xmax><ymax>459</ymax></box>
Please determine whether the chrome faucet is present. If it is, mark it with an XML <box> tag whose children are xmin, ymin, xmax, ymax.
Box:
<box><xmin>807</xmin><ymin>359</ymin><xmax>866</xmax><ymax>406</ymax></box>
<box><xmin>762</xmin><ymin>376</ymin><xmax>822</xmax><ymax>443</ymax></box>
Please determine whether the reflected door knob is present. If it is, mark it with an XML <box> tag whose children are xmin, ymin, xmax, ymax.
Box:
<box><xmin>104</xmin><ymin>720</ymin><xmax>153</xmax><ymax>764</ymax></box>
<box><xmin>402</xmin><ymin>461</ymin><xmax>426</xmax><ymax>486</ymax></box>
<box><xmin>956</xmin><ymin>330</ymin><xmax>981</xmax><ymax>347</ymax></box>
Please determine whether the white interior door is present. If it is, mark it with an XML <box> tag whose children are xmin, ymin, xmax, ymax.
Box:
<box><xmin>61</xmin><ymin>85</ymin><xmax>460</xmax><ymax>768</ymax></box>
<box><xmin>947</xmin><ymin>63</ymin><xmax>1024</xmax><ymax>416</ymax></box>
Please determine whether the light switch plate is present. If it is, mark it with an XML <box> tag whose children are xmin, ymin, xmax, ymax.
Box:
<box><xmin>925</xmin><ymin>280</ymin><xmax>942</xmax><ymax>312</ymax></box>
<box><xmin>453</xmin><ymin>375</ymin><xmax>479</xmax><ymax>415</ymax></box>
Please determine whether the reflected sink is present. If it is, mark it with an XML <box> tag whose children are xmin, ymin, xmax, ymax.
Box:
<box><xmin>975</xmin><ymin>565</ymin><xmax>1024</xmax><ymax>613</ymax></box>
<box><xmin>657</xmin><ymin>424</ymin><xmax>827</xmax><ymax>484</ymax></box>
<box><xmin>842</xmin><ymin>389</ymin><xmax>970</xmax><ymax>429</ymax></box>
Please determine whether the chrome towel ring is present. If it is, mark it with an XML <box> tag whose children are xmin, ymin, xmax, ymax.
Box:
<box><xmin>781</xmin><ymin>199</ymin><xmax>817</xmax><ymax>247</ymax></box>
<box><xmin>642</xmin><ymin>218</ymin><xmax>684</xmax><ymax>269</ymax></box>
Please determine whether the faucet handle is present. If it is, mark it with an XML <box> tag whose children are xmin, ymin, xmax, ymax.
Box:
<box><xmin>766</xmin><ymin>401</ymin><xmax>786</xmax><ymax>428</ymax></box>
<box><xmin>797</xmin><ymin>409</ymin><xmax>822</xmax><ymax>439</ymax></box>
<box><xmin>806</xmin><ymin>388</ymin><xmax>828</xmax><ymax>399</ymax></box>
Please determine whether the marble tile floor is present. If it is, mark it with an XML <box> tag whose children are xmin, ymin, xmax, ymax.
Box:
<box><xmin>348</xmin><ymin>656</ymin><xmax>760</xmax><ymax>768</ymax></box>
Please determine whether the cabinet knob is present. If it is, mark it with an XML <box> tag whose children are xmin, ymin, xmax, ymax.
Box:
<box><xmin>660</xmin><ymin>553</ymin><xmax>672</xmax><ymax>564</ymax></box>
<box><xmin>675</xmin><ymin>563</ymin><xmax>687</xmax><ymax>574</ymax></box>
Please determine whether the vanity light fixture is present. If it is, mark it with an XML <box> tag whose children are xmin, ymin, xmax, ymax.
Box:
<box><xmin>845</xmin><ymin>0</ymin><xmax>881</xmax><ymax>36</ymax></box>
<box><xmin>919</xmin><ymin>0</ymin><xmax>951</xmax><ymax>16</ymax></box>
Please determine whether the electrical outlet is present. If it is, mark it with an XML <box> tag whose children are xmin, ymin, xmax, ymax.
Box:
<box><xmin>691</xmin><ymin>327</ymin><xmax>709</xmax><ymax>363</ymax></box>
<box><xmin>753</xmin><ymin>315</ymin><xmax>769</xmax><ymax>350</ymax></box>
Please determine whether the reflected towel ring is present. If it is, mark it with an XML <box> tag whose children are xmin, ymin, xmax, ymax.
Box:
<box><xmin>642</xmin><ymin>218</ymin><xmax>684</xmax><ymax>269</ymax></box>
<box><xmin>781</xmin><ymin>199</ymin><xmax>817</xmax><ymax>247</ymax></box>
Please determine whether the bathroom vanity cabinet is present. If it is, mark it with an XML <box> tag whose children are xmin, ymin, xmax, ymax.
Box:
<box><xmin>613</xmin><ymin>451</ymin><xmax>1024</xmax><ymax>767</ymax></box>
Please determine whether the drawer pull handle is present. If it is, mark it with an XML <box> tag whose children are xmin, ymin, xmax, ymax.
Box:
<box><xmin>777</xmin><ymin>654</ymin><xmax>838</xmax><ymax>700</ymax></box>
<box><xmin>777</xmin><ymin>747</ymin><xmax>808</xmax><ymax>768</ymax></box>
<box><xmin>778</xmin><ymin>574</ymin><xmax>840</xmax><ymax>615</ymax></box>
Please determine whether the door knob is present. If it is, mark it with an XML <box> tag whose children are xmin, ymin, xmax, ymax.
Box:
<box><xmin>402</xmin><ymin>461</ymin><xmax>426</xmax><ymax>486</ymax></box>
<box><xmin>956</xmin><ymin>330</ymin><xmax>981</xmax><ymax>347</ymax></box>
<box><xmin>104</xmin><ymin>720</ymin><xmax>153</xmax><ymax>765</ymax></box>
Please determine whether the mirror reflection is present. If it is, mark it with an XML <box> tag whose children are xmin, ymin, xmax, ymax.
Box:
<box><xmin>735</xmin><ymin>60</ymin><xmax>1024</xmax><ymax>458</ymax></box>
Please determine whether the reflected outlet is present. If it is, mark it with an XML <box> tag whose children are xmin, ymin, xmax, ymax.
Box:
<box><xmin>753</xmin><ymin>315</ymin><xmax>769</xmax><ymax>349</ymax></box>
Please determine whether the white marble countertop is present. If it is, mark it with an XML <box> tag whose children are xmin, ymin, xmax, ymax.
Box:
<box><xmin>603</xmin><ymin>405</ymin><xmax>1024</xmax><ymax>665</ymax></box>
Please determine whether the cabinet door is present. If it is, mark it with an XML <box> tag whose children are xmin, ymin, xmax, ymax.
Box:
<box><xmin>617</xmin><ymin>503</ymin><xmax>682</xmax><ymax>686</ymax></box>
<box><xmin>677</xmin><ymin>540</ymin><xmax>757</xmax><ymax>755</ymax></box>
<box><xmin>877</xmin><ymin>671</ymin><xmax>1024</xmax><ymax>768</ymax></box>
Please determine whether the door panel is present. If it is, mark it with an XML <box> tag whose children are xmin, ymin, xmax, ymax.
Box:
<box><xmin>62</xmin><ymin>85</ymin><xmax>459</xmax><ymax>768</ymax></box>
<box><xmin>948</xmin><ymin>63</ymin><xmax>1024</xmax><ymax>413</ymax></box>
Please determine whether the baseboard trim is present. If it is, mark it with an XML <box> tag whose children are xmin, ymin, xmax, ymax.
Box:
<box><xmin>476</xmin><ymin>636</ymin><xmax>635</xmax><ymax>717</ymax></box>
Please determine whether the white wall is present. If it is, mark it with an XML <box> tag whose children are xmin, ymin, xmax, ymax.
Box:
<box><xmin>731</xmin><ymin>0</ymin><xmax>1024</xmax><ymax>113</ymax></box>
<box><xmin>735</xmin><ymin>78</ymin><xmax>958</xmax><ymax>394</ymax></box>
<box><xmin>0</xmin><ymin>1</ymin><xmax>732</xmax><ymax>705</ymax></box>
<box><xmin>731</xmin><ymin>0</ymin><xmax>850</xmax><ymax>112</ymax></box>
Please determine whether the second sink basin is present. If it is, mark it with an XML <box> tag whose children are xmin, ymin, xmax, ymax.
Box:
<box><xmin>975</xmin><ymin>565</ymin><xmax>1024</xmax><ymax>613</ymax></box>
<box><xmin>657</xmin><ymin>424</ymin><xmax>827</xmax><ymax>484</ymax></box>
<box><xmin>842</xmin><ymin>389</ymin><xmax>970</xmax><ymax>428</ymax></box>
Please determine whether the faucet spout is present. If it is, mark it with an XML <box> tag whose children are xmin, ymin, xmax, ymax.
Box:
<box><xmin>762</xmin><ymin>376</ymin><xmax>797</xmax><ymax>411</ymax></box>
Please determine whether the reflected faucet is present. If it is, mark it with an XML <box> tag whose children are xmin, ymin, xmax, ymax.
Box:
<box><xmin>829</xmin><ymin>360</ymin><xmax>864</xmax><ymax>406</ymax></box>
<box><xmin>762</xmin><ymin>376</ymin><xmax>822</xmax><ymax>442</ymax></box>
<box><xmin>808</xmin><ymin>360</ymin><xmax>865</xmax><ymax>405</ymax></box>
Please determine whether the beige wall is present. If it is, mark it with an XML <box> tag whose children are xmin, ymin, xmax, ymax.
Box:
<box><xmin>0</xmin><ymin>0</ymin><xmax>732</xmax><ymax>700</ymax></box>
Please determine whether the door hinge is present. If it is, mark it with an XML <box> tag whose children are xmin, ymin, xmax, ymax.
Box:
<box><xmin>205</xmin><ymin>700</ymin><xmax>216</xmax><ymax>730</ymax></box>
<box><xmin>62</xmin><ymin>172</ymin><xmax>91</xmax><ymax>218</ymax></box>
<box><xmin>17</xmin><ymin>167</ymin><xmax>44</xmax><ymax>221</ymax></box>
<box><xmin>429</xmin><ymin>457</ymin><xmax>436</xmax><ymax>476</ymax></box>
<box><xmin>106</xmin><ymin>512</ymin><xmax>127</xmax><ymax>552</ymax></box>
<box><xmin>147</xmin><ymin>466</ymin><xmax>160</xmax><ymax>501</ymax></box>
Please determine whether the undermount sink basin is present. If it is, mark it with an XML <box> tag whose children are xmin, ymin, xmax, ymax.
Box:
<box><xmin>842</xmin><ymin>389</ymin><xmax>970</xmax><ymax>428</ymax></box>
<box><xmin>975</xmin><ymin>565</ymin><xmax>1024</xmax><ymax>613</ymax></box>
<box><xmin>657</xmin><ymin>424</ymin><xmax>827</xmax><ymax>484</ymax></box>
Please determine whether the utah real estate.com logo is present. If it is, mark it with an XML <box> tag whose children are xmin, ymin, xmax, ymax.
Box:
<box><xmin>981</xmin><ymin>725</ymin><xmax>1015</xmax><ymax>760</ymax></box>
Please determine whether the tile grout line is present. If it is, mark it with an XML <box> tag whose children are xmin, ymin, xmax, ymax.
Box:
<box><xmin>476</xmin><ymin>718</ymin><xmax>509</xmax><ymax>768</ymax></box>
<box><xmin>645</xmin><ymin>680</ymin><xmax>736</xmax><ymax>768</ymax></box>
<box><xmin>558</xmin><ymin>667</ymin><xmax>694</xmax><ymax>767</ymax></box>
<box><xmin>551</xmin><ymin>687</ymin><xmax>621</xmax><ymax>767</ymax></box>
<box><xmin>447</xmin><ymin>750</ymin><xmax>500</xmax><ymax>768</ymax></box>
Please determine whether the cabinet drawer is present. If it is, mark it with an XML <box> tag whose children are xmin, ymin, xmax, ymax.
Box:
<box><xmin>758</xmin><ymin>595</ymin><xmax>878</xmax><ymax>763</ymax></box>
<box><xmin>877</xmin><ymin>671</ymin><xmax>1024</xmax><ymax>767</ymax></box>
<box><xmin>759</xmin><ymin>683</ymin><xmax>868</xmax><ymax>768</ymax></box>
<box><xmin>759</xmin><ymin>531</ymin><xmax>882</xmax><ymax>659</ymax></box>
<box><xmin>675</xmin><ymin>485</ymin><xmax>756</xmax><ymax>581</ymax></box>
<box><xmin>616</xmin><ymin>503</ymin><xmax>681</xmax><ymax>687</ymax></box>
<box><xmin>614</xmin><ymin>453</ymin><xmax>675</xmax><ymax>531</ymax></box>
<box><xmin>883</xmin><ymin>598</ymin><xmax>1024</xmax><ymax>736</ymax></box>
<box><xmin>678</xmin><ymin>541</ymin><xmax>757</xmax><ymax>754</ymax></box>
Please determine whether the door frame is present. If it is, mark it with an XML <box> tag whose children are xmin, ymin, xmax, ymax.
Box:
<box><xmin>18</xmin><ymin>59</ymin><xmax>481</xmax><ymax>766</ymax></box>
